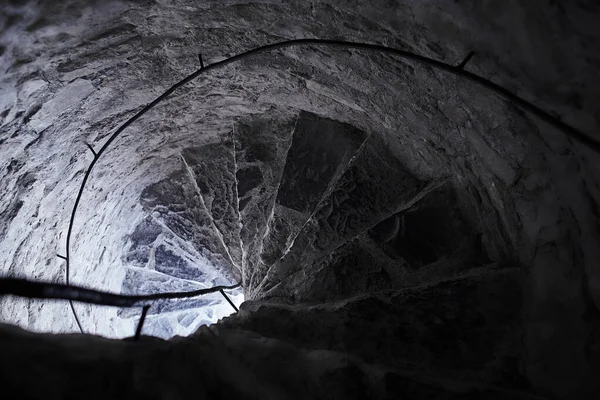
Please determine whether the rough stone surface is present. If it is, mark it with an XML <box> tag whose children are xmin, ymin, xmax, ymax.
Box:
<box><xmin>0</xmin><ymin>320</ymin><xmax>545</xmax><ymax>400</ymax></box>
<box><xmin>262</xmin><ymin>182</ymin><xmax>490</xmax><ymax>303</ymax></box>
<box><xmin>139</xmin><ymin>169</ymin><xmax>236</xmax><ymax>278</ymax></box>
<box><xmin>233</xmin><ymin>109</ymin><xmax>297</xmax><ymax>287</ymax></box>
<box><xmin>251</xmin><ymin>111</ymin><xmax>368</xmax><ymax>293</ymax></box>
<box><xmin>1</xmin><ymin>1</ymin><xmax>599</xmax><ymax>398</ymax></box>
<box><xmin>227</xmin><ymin>267</ymin><xmax>526</xmax><ymax>386</ymax></box>
<box><xmin>254</xmin><ymin>133</ymin><xmax>426</xmax><ymax>296</ymax></box>
<box><xmin>182</xmin><ymin>141</ymin><xmax>243</xmax><ymax>269</ymax></box>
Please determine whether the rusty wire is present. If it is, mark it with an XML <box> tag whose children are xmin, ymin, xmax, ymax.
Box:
<box><xmin>0</xmin><ymin>277</ymin><xmax>241</xmax><ymax>308</ymax></box>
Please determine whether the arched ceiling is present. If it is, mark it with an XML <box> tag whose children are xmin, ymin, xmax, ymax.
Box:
<box><xmin>0</xmin><ymin>1</ymin><xmax>599</xmax><ymax>393</ymax></box>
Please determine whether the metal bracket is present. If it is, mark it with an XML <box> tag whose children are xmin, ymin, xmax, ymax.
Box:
<box><xmin>85</xmin><ymin>143</ymin><xmax>97</xmax><ymax>157</ymax></box>
<box><xmin>219</xmin><ymin>288</ymin><xmax>239</xmax><ymax>312</ymax></box>
<box><xmin>456</xmin><ymin>50</ymin><xmax>476</xmax><ymax>70</ymax></box>
<box><xmin>134</xmin><ymin>305</ymin><xmax>150</xmax><ymax>341</ymax></box>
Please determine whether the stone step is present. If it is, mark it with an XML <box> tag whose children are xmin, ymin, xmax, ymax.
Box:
<box><xmin>251</xmin><ymin>111</ymin><xmax>368</xmax><ymax>294</ymax></box>
<box><xmin>119</xmin><ymin>266</ymin><xmax>222</xmax><ymax>318</ymax></box>
<box><xmin>253</xmin><ymin>134</ymin><xmax>429</xmax><ymax>296</ymax></box>
<box><xmin>120</xmin><ymin>210</ymin><xmax>242</xmax><ymax>337</ymax></box>
<box><xmin>227</xmin><ymin>266</ymin><xmax>525</xmax><ymax>389</ymax></box>
<box><xmin>260</xmin><ymin>182</ymin><xmax>489</xmax><ymax>302</ymax></box>
<box><xmin>232</xmin><ymin>109</ymin><xmax>297</xmax><ymax>289</ymax></box>
<box><xmin>137</xmin><ymin>168</ymin><xmax>239</xmax><ymax>281</ymax></box>
<box><xmin>181</xmin><ymin>140</ymin><xmax>243</xmax><ymax>272</ymax></box>
<box><xmin>0</xmin><ymin>318</ymin><xmax>540</xmax><ymax>400</ymax></box>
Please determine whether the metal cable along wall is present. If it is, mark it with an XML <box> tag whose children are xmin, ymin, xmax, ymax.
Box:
<box><xmin>0</xmin><ymin>278</ymin><xmax>240</xmax><ymax>340</ymax></box>
<box><xmin>1</xmin><ymin>39</ymin><xmax>598</xmax><ymax>339</ymax></box>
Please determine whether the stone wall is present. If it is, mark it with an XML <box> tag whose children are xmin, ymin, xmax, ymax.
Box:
<box><xmin>1</xmin><ymin>1</ymin><xmax>599</xmax><ymax>398</ymax></box>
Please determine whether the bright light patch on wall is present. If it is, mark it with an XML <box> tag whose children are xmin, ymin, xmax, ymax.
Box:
<box><xmin>138</xmin><ymin>287</ymin><xmax>244</xmax><ymax>339</ymax></box>
<box><xmin>118</xmin><ymin>215</ymin><xmax>245</xmax><ymax>339</ymax></box>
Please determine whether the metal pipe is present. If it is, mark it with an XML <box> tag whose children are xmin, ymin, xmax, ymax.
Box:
<box><xmin>0</xmin><ymin>277</ymin><xmax>241</xmax><ymax>308</ymax></box>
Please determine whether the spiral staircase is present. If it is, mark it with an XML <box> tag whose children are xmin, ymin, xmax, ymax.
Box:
<box><xmin>0</xmin><ymin>102</ymin><xmax>530</xmax><ymax>400</ymax></box>
<box><xmin>116</xmin><ymin>107</ymin><xmax>493</xmax><ymax>340</ymax></box>
<box><xmin>0</xmin><ymin>106</ymin><xmax>533</xmax><ymax>400</ymax></box>
<box><xmin>1</xmin><ymin>1</ymin><xmax>599</xmax><ymax>398</ymax></box>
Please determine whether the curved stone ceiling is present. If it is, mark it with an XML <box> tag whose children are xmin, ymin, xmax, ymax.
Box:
<box><xmin>0</xmin><ymin>0</ymin><xmax>599</xmax><ymax>389</ymax></box>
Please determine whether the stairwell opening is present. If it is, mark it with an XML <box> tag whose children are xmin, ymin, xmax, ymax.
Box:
<box><xmin>1</xmin><ymin>2</ymin><xmax>599</xmax><ymax>396</ymax></box>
